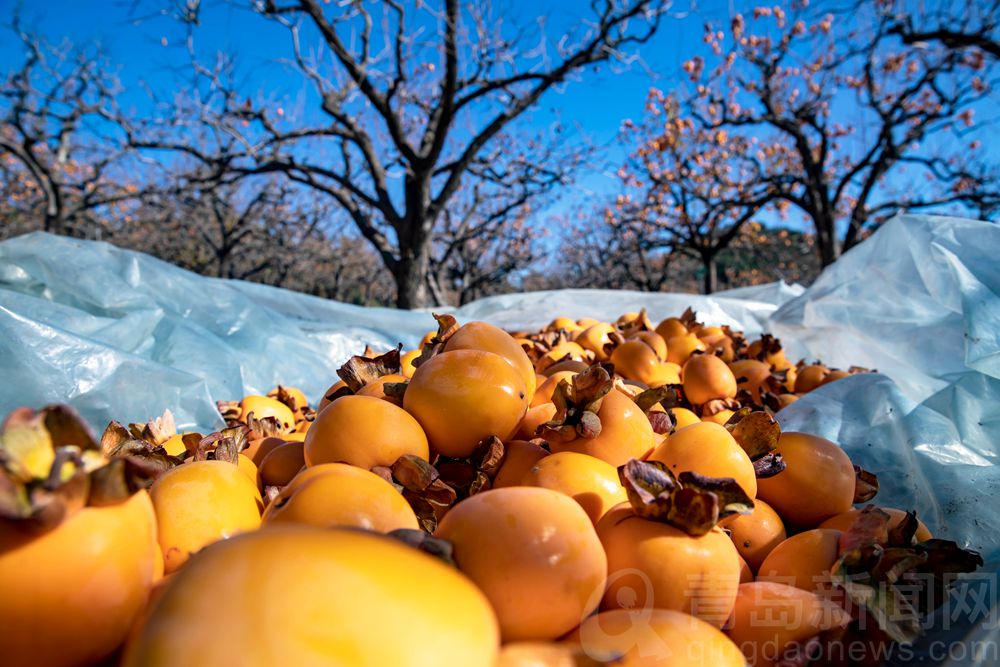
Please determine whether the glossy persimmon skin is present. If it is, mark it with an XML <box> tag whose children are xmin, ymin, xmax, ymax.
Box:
<box><xmin>304</xmin><ymin>394</ymin><xmax>429</xmax><ymax>469</ymax></box>
<box><xmin>682</xmin><ymin>354</ymin><xmax>738</xmax><ymax>405</ymax></box>
<box><xmin>404</xmin><ymin>350</ymin><xmax>529</xmax><ymax>458</ymax></box>
<box><xmin>123</xmin><ymin>528</ymin><xmax>500</xmax><ymax>667</ymax></box>
<box><xmin>565</xmin><ymin>609</ymin><xmax>746</xmax><ymax>667</ymax></box>
<box><xmin>720</xmin><ymin>498</ymin><xmax>786</xmax><ymax>573</ymax></box>
<box><xmin>596</xmin><ymin>503</ymin><xmax>741</xmax><ymax>628</ymax></box>
<box><xmin>794</xmin><ymin>365</ymin><xmax>829</xmax><ymax>393</ymax></box>
<box><xmin>257</xmin><ymin>441</ymin><xmax>305</xmax><ymax>487</ymax></box>
<box><xmin>239</xmin><ymin>395</ymin><xmax>296</xmax><ymax>432</ymax></box>
<box><xmin>262</xmin><ymin>463</ymin><xmax>418</xmax><ymax>532</ymax></box>
<box><xmin>669</xmin><ymin>407</ymin><xmax>701</xmax><ymax>430</ymax></box>
<box><xmin>646</xmin><ymin>421</ymin><xmax>757</xmax><ymax>499</ymax></box>
<box><xmin>756</xmin><ymin>529</ymin><xmax>842</xmax><ymax>592</ymax></box>
<box><xmin>0</xmin><ymin>491</ymin><xmax>158</xmax><ymax>667</ymax></box>
<box><xmin>575</xmin><ymin>323</ymin><xmax>616</xmax><ymax>361</ymax></box>
<box><xmin>532</xmin><ymin>371</ymin><xmax>576</xmax><ymax>407</ymax></box>
<box><xmin>444</xmin><ymin>321</ymin><xmax>537</xmax><ymax>402</ymax></box>
<box><xmin>520</xmin><ymin>451</ymin><xmax>627</xmax><ymax>524</ymax></box>
<box><xmin>729</xmin><ymin>359</ymin><xmax>772</xmax><ymax>403</ymax></box>
<box><xmin>493</xmin><ymin>440</ymin><xmax>549</xmax><ymax>488</ymax></box>
<box><xmin>356</xmin><ymin>373</ymin><xmax>408</xmax><ymax>405</ymax></box>
<box><xmin>549</xmin><ymin>389</ymin><xmax>656</xmax><ymax>467</ymax></box>
<box><xmin>149</xmin><ymin>460</ymin><xmax>262</xmax><ymax>574</ymax></box>
<box><xmin>435</xmin><ymin>487</ymin><xmax>607</xmax><ymax>642</ymax></box>
<box><xmin>610</xmin><ymin>340</ymin><xmax>677</xmax><ymax>387</ymax></box>
<box><xmin>665</xmin><ymin>333</ymin><xmax>706</xmax><ymax>365</ymax></box>
<box><xmin>725</xmin><ymin>582</ymin><xmax>851</xmax><ymax>667</ymax></box>
<box><xmin>514</xmin><ymin>402</ymin><xmax>557</xmax><ymax>441</ymax></box>
<box><xmin>655</xmin><ymin>317</ymin><xmax>689</xmax><ymax>341</ymax></box>
<box><xmin>756</xmin><ymin>432</ymin><xmax>855</xmax><ymax>528</ymax></box>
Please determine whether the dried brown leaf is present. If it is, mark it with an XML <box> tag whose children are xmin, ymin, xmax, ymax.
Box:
<box><xmin>337</xmin><ymin>344</ymin><xmax>403</xmax><ymax>393</ymax></box>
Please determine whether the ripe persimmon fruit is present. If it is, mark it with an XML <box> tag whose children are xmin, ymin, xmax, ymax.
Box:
<box><xmin>149</xmin><ymin>460</ymin><xmax>262</xmax><ymax>574</ymax></box>
<box><xmin>756</xmin><ymin>432</ymin><xmax>855</xmax><ymax>528</ymax></box>
<box><xmin>404</xmin><ymin>350</ymin><xmax>529</xmax><ymax>458</ymax></box>
<box><xmin>304</xmin><ymin>394</ymin><xmax>429</xmax><ymax>469</ymax></box>
<box><xmin>123</xmin><ymin>527</ymin><xmax>500</xmax><ymax>667</ymax></box>
<box><xmin>435</xmin><ymin>487</ymin><xmax>607</xmax><ymax>642</ymax></box>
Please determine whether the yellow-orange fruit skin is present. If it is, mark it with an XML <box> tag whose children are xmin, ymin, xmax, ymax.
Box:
<box><xmin>756</xmin><ymin>529</ymin><xmax>841</xmax><ymax>592</ymax></box>
<box><xmin>435</xmin><ymin>487</ymin><xmax>607</xmax><ymax>642</ymax></box>
<box><xmin>149</xmin><ymin>460</ymin><xmax>262</xmax><ymax>574</ymax></box>
<box><xmin>493</xmin><ymin>440</ymin><xmax>549</xmax><ymax>488</ymax></box>
<box><xmin>0</xmin><ymin>491</ymin><xmax>158</xmax><ymax>667</ymax></box>
<box><xmin>702</xmin><ymin>409</ymin><xmax>735</xmax><ymax>425</ymax></box>
<box><xmin>239</xmin><ymin>395</ymin><xmax>296</xmax><ymax>432</ymax></box>
<box><xmin>756</xmin><ymin>432</ymin><xmax>855</xmax><ymax>528</ymax></box>
<box><xmin>304</xmin><ymin>394</ymin><xmax>429</xmax><ymax>469</ymax></box>
<box><xmin>646</xmin><ymin>421</ymin><xmax>757</xmax><ymax>499</ymax></box>
<box><xmin>666</xmin><ymin>333</ymin><xmax>706</xmax><ymax>365</ymax></box>
<box><xmin>669</xmin><ymin>407</ymin><xmax>701</xmax><ymax>430</ymax></box>
<box><xmin>729</xmin><ymin>359</ymin><xmax>773</xmax><ymax>403</ymax></box>
<box><xmin>317</xmin><ymin>379</ymin><xmax>346</xmax><ymax>412</ymax></box>
<box><xmin>576</xmin><ymin>323</ymin><xmax>616</xmax><ymax>361</ymax></box>
<box><xmin>725</xmin><ymin>582</ymin><xmax>851</xmax><ymax>667</ymax></box>
<box><xmin>819</xmin><ymin>507</ymin><xmax>933</xmax><ymax>541</ymax></box>
<box><xmin>532</xmin><ymin>371</ymin><xmax>576</xmax><ymax>407</ymax></box>
<box><xmin>682</xmin><ymin>354</ymin><xmax>738</xmax><ymax>405</ymax></box>
<box><xmin>257</xmin><ymin>441</ymin><xmax>305</xmax><ymax>488</ymax></box>
<box><xmin>400</xmin><ymin>349</ymin><xmax>421</xmax><ymax>378</ymax></box>
<box><xmin>444</xmin><ymin>321</ymin><xmax>537</xmax><ymax>403</ymax></box>
<box><xmin>268</xmin><ymin>385</ymin><xmax>308</xmax><ymax>412</ymax></box>
<box><xmin>655</xmin><ymin>317</ymin><xmax>689</xmax><ymax>341</ymax></box>
<box><xmin>720</xmin><ymin>498</ymin><xmax>787</xmax><ymax>573</ymax></box>
<box><xmin>356</xmin><ymin>373</ymin><xmax>408</xmax><ymax>405</ymax></box>
<box><xmin>564</xmin><ymin>609</ymin><xmax>746</xmax><ymax>667</ymax></box>
<box><xmin>548</xmin><ymin>389</ymin><xmax>656</xmax><ymax>467</ymax></box>
<box><xmin>794</xmin><ymin>365</ymin><xmax>829</xmax><ymax>393</ymax></box>
<box><xmin>262</xmin><ymin>463</ymin><xmax>418</xmax><ymax>532</ymax></box>
<box><xmin>542</xmin><ymin>359</ymin><xmax>591</xmax><ymax>376</ymax></box>
<box><xmin>596</xmin><ymin>503</ymin><xmax>740</xmax><ymax>627</ymax></box>
<box><xmin>243</xmin><ymin>435</ymin><xmax>286</xmax><ymax>467</ymax></box>
<box><xmin>404</xmin><ymin>350</ymin><xmax>529</xmax><ymax>458</ymax></box>
<box><xmin>497</xmin><ymin>642</ymin><xmax>578</xmax><ymax>667</ymax></box>
<box><xmin>630</xmin><ymin>331</ymin><xmax>668</xmax><ymax>360</ymax></box>
<box><xmin>123</xmin><ymin>528</ymin><xmax>499</xmax><ymax>667</ymax></box>
<box><xmin>520</xmin><ymin>451</ymin><xmax>627</xmax><ymax>524</ymax></box>
<box><xmin>610</xmin><ymin>340</ymin><xmax>670</xmax><ymax>387</ymax></box>
<box><xmin>515</xmin><ymin>402</ymin><xmax>557</xmax><ymax>441</ymax></box>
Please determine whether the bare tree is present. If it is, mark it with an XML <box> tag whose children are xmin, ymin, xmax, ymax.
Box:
<box><xmin>616</xmin><ymin>91</ymin><xmax>780</xmax><ymax>293</ymax></box>
<box><xmin>0</xmin><ymin>18</ymin><xmax>145</xmax><ymax>237</ymax></box>
<box><xmin>683</xmin><ymin>1</ymin><xmax>1000</xmax><ymax>267</ymax></box>
<box><xmin>427</xmin><ymin>125</ymin><xmax>585</xmax><ymax>304</ymax></box>
<box><xmin>888</xmin><ymin>0</ymin><xmax>1000</xmax><ymax>60</ymax></box>
<box><xmin>123</xmin><ymin>0</ymin><xmax>668</xmax><ymax>308</ymax></box>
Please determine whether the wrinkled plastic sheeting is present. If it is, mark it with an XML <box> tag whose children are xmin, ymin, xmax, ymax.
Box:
<box><xmin>0</xmin><ymin>233</ymin><xmax>430</xmax><ymax>431</ymax></box>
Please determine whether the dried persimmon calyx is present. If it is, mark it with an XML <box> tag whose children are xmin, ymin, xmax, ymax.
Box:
<box><xmin>617</xmin><ymin>458</ymin><xmax>754</xmax><ymax>536</ymax></box>
<box><xmin>537</xmin><ymin>364</ymin><xmax>613</xmax><ymax>442</ymax></box>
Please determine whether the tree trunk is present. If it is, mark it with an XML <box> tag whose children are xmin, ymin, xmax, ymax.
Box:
<box><xmin>812</xmin><ymin>210</ymin><xmax>840</xmax><ymax>267</ymax></box>
<box><xmin>702</xmin><ymin>253</ymin><xmax>718</xmax><ymax>294</ymax></box>
<box><xmin>392</xmin><ymin>250</ymin><xmax>433</xmax><ymax>309</ymax></box>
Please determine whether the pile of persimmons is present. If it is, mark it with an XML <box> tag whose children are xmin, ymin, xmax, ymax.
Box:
<box><xmin>0</xmin><ymin>309</ymin><xmax>981</xmax><ymax>667</ymax></box>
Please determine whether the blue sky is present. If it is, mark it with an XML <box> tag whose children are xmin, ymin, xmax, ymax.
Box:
<box><xmin>2</xmin><ymin>0</ymin><xmax>997</xmax><ymax>235</ymax></box>
<box><xmin>0</xmin><ymin>1</ymin><xmax>727</xmax><ymax>213</ymax></box>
